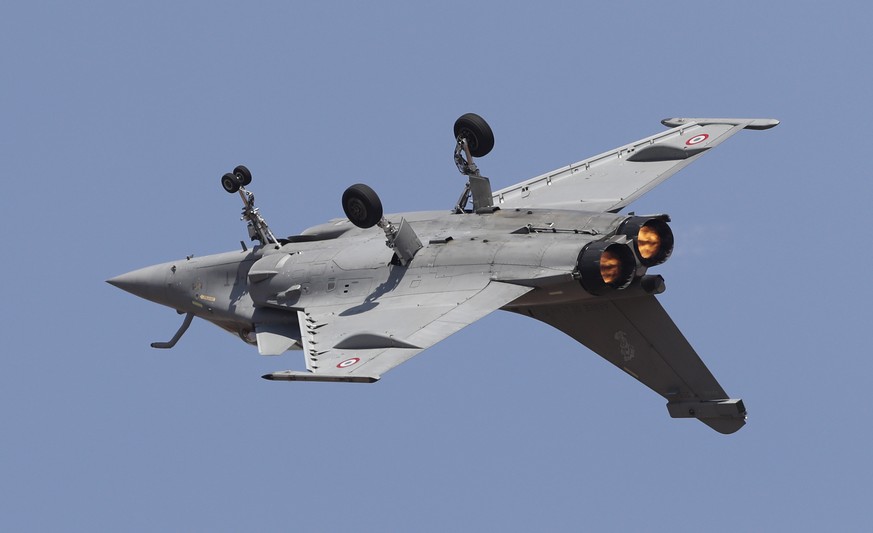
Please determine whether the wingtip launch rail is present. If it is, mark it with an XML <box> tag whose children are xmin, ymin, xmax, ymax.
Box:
<box><xmin>661</xmin><ymin>117</ymin><xmax>780</xmax><ymax>130</ymax></box>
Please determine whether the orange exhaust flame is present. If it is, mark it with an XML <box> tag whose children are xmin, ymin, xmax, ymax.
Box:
<box><xmin>637</xmin><ymin>225</ymin><xmax>662</xmax><ymax>260</ymax></box>
<box><xmin>600</xmin><ymin>250</ymin><xmax>622</xmax><ymax>284</ymax></box>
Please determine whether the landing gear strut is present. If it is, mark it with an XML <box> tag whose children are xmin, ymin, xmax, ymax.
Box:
<box><xmin>341</xmin><ymin>183</ymin><xmax>422</xmax><ymax>266</ymax></box>
<box><xmin>219</xmin><ymin>165</ymin><xmax>278</xmax><ymax>245</ymax></box>
<box><xmin>452</xmin><ymin>113</ymin><xmax>496</xmax><ymax>214</ymax></box>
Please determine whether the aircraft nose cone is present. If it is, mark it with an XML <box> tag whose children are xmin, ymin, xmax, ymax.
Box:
<box><xmin>107</xmin><ymin>264</ymin><xmax>170</xmax><ymax>304</ymax></box>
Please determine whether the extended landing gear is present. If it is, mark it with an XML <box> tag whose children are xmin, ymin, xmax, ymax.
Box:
<box><xmin>452</xmin><ymin>113</ymin><xmax>496</xmax><ymax>214</ymax></box>
<box><xmin>219</xmin><ymin>164</ymin><xmax>278</xmax><ymax>245</ymax></box>
<box><xmin>342</xmin><ymin>183</ymin><xmax>384</xmax><ymax>229</ymax></box>
<box><xmin>454</xmin><ymin>113</ymin><xmax>494</xmax><ymax>159</ymax></box>
<box><xmin>341</xmin><ymin>183</ymin><xmax>422</xmax><ymax>266</ymax></box>
<box><xmin>221</xmin><ymin>165</ymin><xmax>253</xmax><ymax>193</ymax></box>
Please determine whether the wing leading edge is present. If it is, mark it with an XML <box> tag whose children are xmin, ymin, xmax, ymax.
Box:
<box><xmin>513</xmin><ymin>295</ymin><xmax>746</xmax><ymax>434</ymax></box>
<box><xmin>493</xmin><ymin>117</ymin><xmax>778</xmax><ymax>213</ymax></box>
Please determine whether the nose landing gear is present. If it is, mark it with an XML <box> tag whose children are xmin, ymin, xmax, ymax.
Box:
<box><xmin>220</xmin><ymin>165</ymin><xmax>253</xmax><ymax>193</ymax></box>
<box><xmin>219</xmin><ymin>165</ymin><xmax>278</xmax><ymax>246</ymax></box>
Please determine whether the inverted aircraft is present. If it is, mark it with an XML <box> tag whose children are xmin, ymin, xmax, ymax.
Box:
<box><xmin>108</xmin><ymin>114</ymin><xmax>778</xmax><ymax>433</ymax></box>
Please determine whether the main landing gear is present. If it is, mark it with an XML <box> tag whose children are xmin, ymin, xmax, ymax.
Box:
<box><xmin>341</xmin><ymin>182</ymin><xmax>422</xmax><ymax>266</ymax></box>
<box><xmin>454</xmin><ymin>112</ymin><xmax>494</xmax><ymax>159</ymax></box>
<box><xmin>452</xmin><ymin>113</ymin><xmax>496</xmax><ymax>214</ymax></box>
<box><xmin>341</xmin><ymin>183</ymin><xmax>383</xmax><ymax>229</ymax></box>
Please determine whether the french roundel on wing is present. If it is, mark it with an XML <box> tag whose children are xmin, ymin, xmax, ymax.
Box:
<box><xmin>337</xmin><ymin>357</ymin><xmax>360</xmax><ymax>369</ymax></box>
<box><xmin>685</xmin><ymin>133</ymin><xmax>709</xmax><ymax>146</ymax></box>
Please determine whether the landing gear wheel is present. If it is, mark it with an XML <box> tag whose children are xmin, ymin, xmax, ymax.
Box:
<box><xmin>454</xmin><ymin>113</ymin><xmax>494</xmax><ymax>158</ymax></box>
<box><xmin>342</xmin><ymin>183</ymin><xmax>383</xmax><ymax>229</ymax></box>
<box><xmin>233</xmin><ymin>165</ymin><xmax>252</xmax><ymax>186</ymax></box>
<box><xmin>221</xmin><ymin>172</ymin><xmax>241</xmax><ymax>193</ymax></box>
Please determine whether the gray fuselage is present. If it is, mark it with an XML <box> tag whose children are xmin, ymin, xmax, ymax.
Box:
<box><xmin>117</xmin><ymin>207</ymin><xmax>654</xmax><ymax>349</ymax></box>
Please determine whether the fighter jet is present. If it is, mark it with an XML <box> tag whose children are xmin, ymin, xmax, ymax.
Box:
<box><xmin>108</xmin><ymin>114</ymin><xmax>778</xmax><ymax>434</ymax></box>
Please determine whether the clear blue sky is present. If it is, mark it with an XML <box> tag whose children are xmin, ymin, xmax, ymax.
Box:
<box><xmin>3</xmin><ymin>2</ymin><xmax>871</xmax><ymax>531</ymax></box>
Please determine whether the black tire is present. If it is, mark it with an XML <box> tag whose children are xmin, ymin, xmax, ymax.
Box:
<box><xmin>453</xmin><ymin>113</ymin><xmax>494</xmax><ymax>158</ymax></box>
<box><xmin>221</xmin><ymin>172</ymin><xmax>241</xmax><ymax>193</ymax></box>
<box><xmin>342</xmin><ymin>183</ymin><xmax>383</xmax><ymax>228</ymax></box>
<box><xmin>233</xmin><ymin>165</ymin><xmax>252</xmax><ymax>186</ymax></box>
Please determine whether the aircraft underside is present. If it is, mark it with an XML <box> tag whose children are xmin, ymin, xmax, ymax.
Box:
<box><xmin>109</xmin><ymin>113</ymin><xmax>777</xmax><ymax>433</ymax></box>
